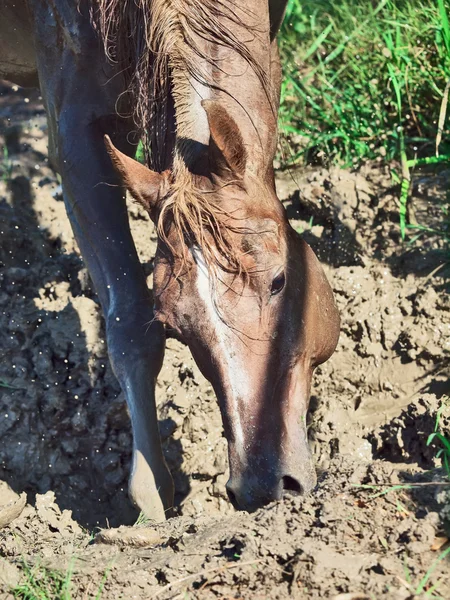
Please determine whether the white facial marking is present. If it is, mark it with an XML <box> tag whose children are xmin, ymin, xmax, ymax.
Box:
<box><xmin>188</xmin><ymin>77</ymin><xmax>211</xmax><ymax>145</ymax></box>
<box><xmin>192</xmin><ymin>247</ymin><xmax>249</xmax><ymax>460</ymax></box>
<box><xmin>176</xmin><ymin>71</ymin><xmax>211</xmax><ymax>146</ymax></box>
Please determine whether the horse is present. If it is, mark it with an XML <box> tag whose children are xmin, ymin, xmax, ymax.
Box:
<box><xmin>0</xmin><ymin>0</ymin><xmax>340</xmax><ymax>522</ymax></box>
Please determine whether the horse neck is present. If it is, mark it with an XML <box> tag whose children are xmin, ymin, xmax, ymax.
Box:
<box><xmin>168</xmin><ymin>0</ymin><xmax>277</xmax><ymax>175</ymax></box>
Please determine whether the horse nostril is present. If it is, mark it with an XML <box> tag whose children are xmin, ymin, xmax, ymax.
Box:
<box><xmin>282</xmin><ymin>475</ymin><xmax>303</xmax><ymax>496</ymax></box>
<box><xmin>226</xmin><ymin>486</ymin><xmax>240</xmax><ymax>510</ymax></box>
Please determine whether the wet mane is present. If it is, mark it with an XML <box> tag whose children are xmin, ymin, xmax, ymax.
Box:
<box><xmin>157</xmin><ymin>166</ymin><xmax>249</xmax><ymax>273</ymax></box>
<box><xmin>91</xmin><ymin>0</ymin><xmax>274</xmax><ymax>271</ymax></box>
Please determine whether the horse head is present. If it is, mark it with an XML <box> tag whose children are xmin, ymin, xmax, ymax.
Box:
<box><xmin>105</xmin><ymin>99</ymin><xmax>340</xmax><ymax>512</ymax></box>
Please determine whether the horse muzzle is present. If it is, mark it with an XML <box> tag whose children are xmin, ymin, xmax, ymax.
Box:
<box><xmin>225</xmin><ymin>456</ymin><xmax>317</xmax><ymax>512</ymax></box>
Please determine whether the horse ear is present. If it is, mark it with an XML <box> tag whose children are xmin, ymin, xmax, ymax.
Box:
<box><xmin>104</xmin><ymin>135</ymin><xmax>168</xmax><ymax>220</ymax></box>
<box><xmin>201</xmin><ymin>100</ymin><xmax>247</xmax><ymax>177</ymax></box>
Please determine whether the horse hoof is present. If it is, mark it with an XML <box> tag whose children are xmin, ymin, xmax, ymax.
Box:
<box><xmin>129</xmin><ymin>452</ymin><xmax>174</xmax><ymax>523</ymax></box>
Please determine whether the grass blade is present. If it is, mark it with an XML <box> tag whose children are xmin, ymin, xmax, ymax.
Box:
<box><xmin>415</xmin><ymin>546</ymin><xmax>450</xmax><ymax>594</ymax></box>
<box><xmin>303</xmin><ymin>23</ymin><xmax>333</xmax><ymax>61</ymax></box>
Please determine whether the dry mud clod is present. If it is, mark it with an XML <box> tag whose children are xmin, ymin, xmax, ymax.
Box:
<box><xmin>94</xmin><ymin>525</ymin><xmax>168</xmax><ymax>547</ymax></box>
<box><xmin>0</xmin><ymin>482</ymin><xmax>26</xmax><ymax>529</ymax></box>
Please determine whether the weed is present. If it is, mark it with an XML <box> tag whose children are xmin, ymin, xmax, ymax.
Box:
<box><xmin>11</xmin><ymin>557</ymin><xmax>111</xmax><ymax>600</ymax></box>
<box><xmin>295</xmin><ymin>215</ymin><xmax>314</xmax><ymax>235</ymax></box>
<box><xmin>0</xmin><ymin>378</ymin><xmax>18</xmax><ymax>389</ymax></box>
<box><xmin>427</xmin><ymin>397</ymin><xmax>450</xmax><ymax>478</ymax></box>
<box><xmin>412</xmin><ymin>545</ymin><xmax>450</xmax><ymax>597</ymax></box>
<box><xmin>94</xmin><ymin>563</ymin><xmax>114</xmax><ymax>600</ymax></box>
<box><xmin>134</xmin><ymin>510</ymin><xmax>152</xmax><ymax>527</ymax></box>
<box><xmin>12</xmin><ymin>559</ymin><xmax>74</xmax><ymax>600</ymax></box>
<box><xmin>135</xmin><ymin>140</ymin><xmax>145</xmax><ymax>165</ymax></box>
<box><xmin>1</xmin><ymin>145</ymin><xmax>12</xmax><ymax>182</ymax></box>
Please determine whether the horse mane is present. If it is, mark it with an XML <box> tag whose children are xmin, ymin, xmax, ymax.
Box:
<box><xmin>90</xmin><ymin>0</ymin><xmax>274</xmax><ymax>272</ymax></box>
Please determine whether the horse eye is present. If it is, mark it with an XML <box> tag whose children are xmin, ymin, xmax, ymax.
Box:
<box><xmin>270</xmin><ymin>272</ymin><xmax>285</xmax><ymax>296</ymax></box>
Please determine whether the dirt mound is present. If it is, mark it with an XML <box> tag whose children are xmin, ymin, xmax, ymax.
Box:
<box><xmin>1</xmin><ymin>459</ymin><xmax>448</xmax><ymax>599</ymax></box>
<box><xmin>0</xmin><ymin>82</ymin><xmax>449</xmax><ymax>598</ymax></box>
<box><xmin>370</xmin><ymin>395</ymin><xmax>450</xmax><ymax>467</ymax></box>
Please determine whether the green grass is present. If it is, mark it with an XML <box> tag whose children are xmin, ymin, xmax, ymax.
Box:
<box><xmin>427</xmin><ymin>397</ymin><xmax>450</xmax><ymax>477</ymax></box>
<box><xmin>134</xmin><ymin>510</ymin><xmax>152</xmax><ymax>526</ymax></box>
<box><xmin>12</xmin><ymin>560</ymin><xmax>75</xmax><ymax>600</ymax></box>
<box><xmin>0</xmin><ymin>378</ymin><xmax>19</xmax><ymax>389</ymax></box>
<box><xmin>279</xmin><ymin>0</ymin><xmax>450</xmax><ymax>167</ymax></box>
<box><xmin>11</xmin><ymin>558</ymin><xmax>110</xmax><ymax>600</ymax></box>
<box><xmin>401</xmin><ymin>546</ymin><xmax>450</xmax><ymax>598</ymax></box>
<box><xmin>354</xmin><ymin>399</ymin><xmax>449</xmax><ymax>500</ymax></box>
<box><xmin>279</xmin><ymin>0</ymin><xmax>450</xmax><ymax>254</ymax></box>
<box><xmin>1</xmin><ymin>145</ymin><xmax>12</xmax><ymax>182</ymax></box>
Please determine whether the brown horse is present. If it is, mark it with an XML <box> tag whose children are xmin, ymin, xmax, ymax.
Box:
<box><xmin>0</xmin><ymin>0</ymin><xmax>340</xmax><ymax>521</ymax></box>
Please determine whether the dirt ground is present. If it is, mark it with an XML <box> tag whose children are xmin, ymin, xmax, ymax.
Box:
<box><xmin>0</xmin><ymin>82</ymin><xmax>449</xmax><ymax>599</ymax></box>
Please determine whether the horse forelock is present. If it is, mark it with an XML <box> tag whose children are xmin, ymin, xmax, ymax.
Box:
<box><xmin>156</xmin><ymin>164</ymin><xmax>250</xmax><ymax>277</ymax></box>
<box><xmin>91</xmin><ymin>0</ymin><xmax>275</xmax><ymax>273</ymax></box>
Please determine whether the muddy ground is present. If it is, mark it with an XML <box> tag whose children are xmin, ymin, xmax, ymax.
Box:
<box><xmin>0</xmin><ymin>82</ymin><xmax>449</xmax><ymax>599</ymax></box>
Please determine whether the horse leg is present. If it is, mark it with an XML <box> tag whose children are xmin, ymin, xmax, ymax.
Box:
<box><xmin>28</xmin><ymin>1</ymin><xmax>173</xmax><ymax>521</ymax></box>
